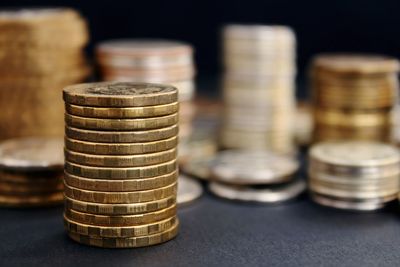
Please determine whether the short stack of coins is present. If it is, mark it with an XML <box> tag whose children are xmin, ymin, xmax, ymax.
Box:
<box><xmin>220</xmin><ymin>25</ymin><xmax>296</xmax><ymax>154</ymax></box>
<box><xmin>96</xmin><ymin>39</ymin><xmax>196</xmax><ymax>145</ymax></box>
<box><xmin>311</xmin><ymin>54</ymin><xmax>399</xmax><ymax>142</ymax></box>
<box><xmin>0</xmin><ymin>137</ymin><xmax>64</xmax><ymax>207</ymax></box>
<box><xmin>309</xmin><ymin>141</ymin><xmax>400</xmax><ymax>211</ymax></box>
<box><xmin>63</xmin><ymin>82</ymin><xmax>179</xmax><ymax>248</ymax></box>
<box><xmin>208</xmin><ymin>150</ymin><xmax>306</xmax><ymax>204</ymax></box>
<box><xmin>0</xmin><ymin>8</ymin><xmax>90</xmax><ymax>139</ymax></box>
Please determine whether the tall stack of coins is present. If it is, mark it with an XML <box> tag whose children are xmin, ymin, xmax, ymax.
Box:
<box><xmin>96</xmin><ymin>39</ymin><xmax>196</xmax><ymax>143</ymax></box>
<box><xmin>311</xmin><ymin>54</ymin><xmax>399</xmax><ymax>142</ymax></box>
<box><xmin>220</xmin><ymin>25</ymin><xmax>296</xmax><ymax>154</ymax></box>
<box><xmin>309</xmin><ymin>142</ymin><xmax>400</xmax><ymax>211</ymax></box>
<box><xmin>63</xmin><ymin>82</ymin><xmax>179</xmax><ymax>248</ymax></box>
<box><xmin>0</xmin><ymin>8</ymin><xmax>90</xmax><ymax>139</ymax></box>
<box><xmin>208</xmin><ymin>150</ymin><xmax>306</xmax><ymax>203</ymax></box>
<box><xmin>0</xmin><ymin>137</ymin><xmax>64</xmax><ymax>207</ymax></box>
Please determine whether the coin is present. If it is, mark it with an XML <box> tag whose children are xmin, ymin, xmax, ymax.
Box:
<box><xmin>64</xmin><ymin>170</ymin><xmax>178</xmax><ymax>192</ymax></box>
<box><xmin>64</xmin><ymin>148</ymin><xmax>177</xmax><ymax>167</ymax></box>
<box><xmin>0</xmin><ymin>137</ymin><xmax>63</xmax><ymax>171</ymax></box>
<box><xmin>210</xmin><ymin>150</ymin><xmax>299</xmax><ymax>185</ymax></box>
<box><xmin>0</xmin><ymin>192</ymin><xmax>63</xmax><ymax>207</ymax></box>
<box><xmin>65</xmin><ymin>113</ymin><xmax>178</xmax><ymax>131</ymax></box>
<box><xmin>65</xmin><ymin>102</ymin><xmax>178</xmax><ymax>118</ymax></box>
<box><xmin>65</xmin><ymin>124</ymin><xmax>179</xmax><ymax>143</ymax></box>
<box><xmin>0</xmin><ymin>181</ymin><xmax>63</xmax><ymax>194</ymax></box>
<box><xmin>209</xmin><ymin>179</ymin><xmax>306</xmax><ymax>203</ymax></box>
<box><xmin>64</xmin><ymin>215</ymin><xmax>177</xmax><ymax>237</ymax></box>
<box><xmin>64</xmin><ymin>160</ymin><xmax>177</xmax><ymax>179</ymax></box>
<box><xmin>64</xmin><ymin>194</ymin><xmax>176</xmax><ymax>215</ymax></box>
<box><xmin>180</xmin><ymin>157</ymin><xmax>213</xmax><ymax>180</ymax></box>
<box><xmin>63</xmin><ymin>82</ymin><xmax>178</xmax><ymax>107</ymax></box>
<box><xmin>0</xmin><ymin>170</ymin><xmax>63</xmax><ymax>183</ymax></box>
<box><xmin>65</xmin><ymin>136</ymin><xmax>178</xmax><ymax>155</ymax></box>
<box><xmin>177</xmin><ymin>175</ymin><xmax>203</xmax><ymax>205</ymax></box>
<box><xmin>65</xmin><ymin>181</ymin><xmax>177</xmax><ymax>204</ymax></box>
<box><xmin>67</xmin><ymin>219</ymin><xmax>179</xmax><ymax>248</ymax></box>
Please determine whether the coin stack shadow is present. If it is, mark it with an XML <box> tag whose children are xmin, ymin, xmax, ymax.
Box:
<box><xmin>220</xmin><ymin>25</ymin><xmax>296</xmax><ymax>154</ymax></box>
<box><xmin>0</xmin><ymin>8</ymin><xmax>90</xmax><ymax>139</ymax></box>
<box><xmin>0</xmin><ymin>137</ymin><xmax>64</xmax><ymax>207</ymax></box>
<box><xmin>63</xmin><ymin>82</ymin><xmax>179</xmax><ymax>248</ymax></box>
<box><xmin>309</xmin><ymin>142</ymin><xmax>400</xmax><ymax>211</ymax></box>
<box><xmin>311</xmin><ymin>54</ymin><xmax>399</xmax><ymax>143</ymax></box>
<box><xmin>96</xmin><ymin>39</ymin><xmax>196</xmax><ymax>159</ymax></box>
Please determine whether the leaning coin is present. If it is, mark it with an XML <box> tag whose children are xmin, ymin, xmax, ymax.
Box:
<box><xmin>209</xmin><ymin>179</ymin><xmax>306</xmax><ymax>203</ymax></box>
<box><xmin>65</xmin><ymin>136</ymin><xmax>178</xmax><ymax>155</ymax></box>
<box><xmin>64</xmin><ymin>215</ymin><xmax>177</xmax><ymax>237</ymax></box>
<box><xmin>64</xmin><ymin>170</ymin><xmax>178</xmax><ymax>192</ymax></box>
<box><xmin>177</xmin><ymin>175</ymin><xmax>203</xmax><ymax>205</ymax></box>
<box><xmin>0</xmin><ymin>137</ymin><xmax>64</xmax><ymax>171</ymax></box>
<box><xmin>65</xmin><ymin>102</ymin><xmax>179</xmax><ymax>118</ymax></box>
<box><xmin>65</xmin><ymin>113</ymin><xmax>178</xmax><ymax>131</ymax></box>
<box><xmin>63</xmin><ymin>82</ymin><xmax>178</xmax><ymax>107</ymax></box>
<box><xmin>65</xmin><ymin>125</ymin><xmax>179</xmax><ymax>143</ymax></box>
<box><xmin>64</xmin><ymin>148</ymin><xmax>177</xmax><ymax>167</ymax></box>
<box><xmin>64</xmin><ymin>160</ymin><xmax>177</xmax><ymax>179</ymax></box>
<box><xmin>64</xmin><ymin>182</ymin><xmax>177</xmax><ymax>204</ymax></box>
<box><xmin>64</xmin><ymin>194</ymin><xmax>176</xmax><ymax>215</ymax></box>
<box><xmin>67</xmin><ymin>219</ymin><xmax>179</xmax><ymax>248</ymax></box>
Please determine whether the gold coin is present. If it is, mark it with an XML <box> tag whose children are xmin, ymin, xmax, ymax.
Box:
<box><xmin>65</xmin><ymin>124</ymin><xmax>179</xmax><ymax>143</ymax></box>
<box><xmin>64</xmin><ymin>148</ymin><xmax>177</xmax><ymax>167</ymax></box>
<box><xmin>64</xmin><ymin>182</ymin><xmax>177</xmax><ymax>204</ymax></box>
<box><xmin>65</xmin><ymin>136</ymin><xmax>178</xmax><ymax>155</ymax></box>
<box><xmin>314</xmin><ymin>110</ymin><xmax>391</xmax><ymax>127</ymax></box>
<box><xmin>0</xmin><ymin>192</ymin><xmax>63</xmax><ymax>207</ymax></box>
<box><xmin>63</xmin><ymin>82</ymin><xmax>178</xmax><ymax>107</ymax></box>
<box><xmin>67</xmin><ymin>219</ymin><xmax>179</xmax><ymax>248</ymax></box>
<box><xmin>0</xmin><ymin>137</ymin><xmax>64</xmax><ymax>171</ymax></box>
<box><xmin>64</xmin><ymin>214</ymin><xmax>177</xmax><ymax>237</ymax></box>
<box><xmin>65</xmin><ymin>204</ymin><xmax>176</xmax><ymax>226</ymax></box>
<box><xmin>64</xmin><ymin>160</ymin><xmax>177</xmax><ymax>179</ymax></box>
<box><xmin>65</xmin><ymin>194</ymin><xmax>176</xmax><ymax>215</ymax></box>
<box><xmin>64</xmin><ymin>170</ymin><xmax>178</xmax><ymax>191</ymax></box>
<box><xmin>65</xmin><ymin>113</ymin><xmax>178</xmax><ymax>131</ymax></box>
<box><xmin>65</xmin><ymin>102</ymin><xmax>178</xmax><ymax>118</ymax></box>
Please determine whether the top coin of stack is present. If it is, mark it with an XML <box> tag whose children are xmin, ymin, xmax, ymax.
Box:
<box><xmin>221</xmin><ymin>25</ymin><xmax>297</xmax><ymax>154</ymax></box>
<box><xmin>308</xmin><ymin>141</ymin><xmax>400</xmax><ymax>211</ymax></box>
<box><xmin>0</xmin><ymin>8</ymin><xmax>90</xmax><ymax>139</ymax></box>
<box><xmin>311</xmin><ymin>54</ymin><xmax>399</xmax><ymax>143</ymax></box>
<box><xmin>0</xmin><ymin>137</ymin><xmax>64</xmax><ymax>207</ymax></box>
<box><xmin>63</xmin><ymin>82</ymin><xmax>179</xmax><ymax>248</ymax></box>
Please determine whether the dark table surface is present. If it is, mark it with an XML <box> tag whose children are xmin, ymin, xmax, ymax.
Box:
<box><xmin>2</xmin><ymin>187</ymin><xmax>400</xmax><ymax>267</ymax></box>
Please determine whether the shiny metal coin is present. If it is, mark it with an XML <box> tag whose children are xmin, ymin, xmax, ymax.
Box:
<box><xmin>177</xmin><ymin>175</ymin><xmax>203</xmax><ymax>205</ymax></box>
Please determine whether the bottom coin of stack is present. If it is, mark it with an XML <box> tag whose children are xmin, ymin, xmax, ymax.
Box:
<box><xmin>0</xmin><ymin>137</ymin><xmax>64</xmax><ymax>207</ymax></box>
<box><xmin>62</xmin><ymin>81</ymin><xmax>179</xmax><ymax>248</ymax></box>
<box><xmin>208</xmin><ymin>150</ymin><xmax>306</xmax><ymax>203</ymax></box>
<box><xmin>308</xmin><ymin>141</ymin><xmax>400</xmax><ymax>211</ymax></box>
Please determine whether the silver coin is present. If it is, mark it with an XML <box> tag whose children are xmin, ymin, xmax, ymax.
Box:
<box><xmin>180</xmin><ymin>157</ymin><xmax>213</xmax><ymax>181</ymax></box>
<box><xmin>209</xmin><ymin>179</ymin><xmax>306</xmax><ymax>203</ymax></box>
<box><xmin>177</xmin><ymin>175</ymin><xmax>203</xmax><ymax>205</ymax></box>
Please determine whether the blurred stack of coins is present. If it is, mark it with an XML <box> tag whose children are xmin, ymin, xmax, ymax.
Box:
<box><xmin>96</xmin><ymin>39</ymin><xmax>196</xmax><ymax>146</ymax></box>
<box><xmin>311</xmin><ymin>54</ymin><xmax>399</xmax><ymax>142</ymax></box>
<box><xmin>0</xmin><ymin>137</ymin><xmax>64</xmax><ymax>207</ymax></box>
<box><xmin>309</xmin><ymin>142</ymin><xmax>400</xmax><ymax>211</ymax></box>
<box><xmin>0</xmin><ymin>8</ymin><xmax>90</xmax><ymax>139</ymax></box>
<box><xmin>63</xmin><ymin>82</ymin><xmax>179</xmax><ymax>248</ymax></box>
<box><xmin>208</xmin><ymin>150</ymin><xmax>306</xmax><ymax>203</ymax></box>
<box><xmin>220</xmin><ymin>25</ymin><xmax>296</xmax><ymax>154</ymax></box>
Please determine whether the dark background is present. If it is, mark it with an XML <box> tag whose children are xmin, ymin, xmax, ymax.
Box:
<box><xmin>2</xmin><ymin>0</ymin><xmax>400</xmax><ymax>95</ymax></box>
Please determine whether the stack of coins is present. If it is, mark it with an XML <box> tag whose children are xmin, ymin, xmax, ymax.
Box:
<box><xmin>311</xmin><ymin>54</ymin><xmax>399</xmax><ymax>142</ymax></box>
<box><xmin>0</xmin><ymin>8</ymin><xmax>90</xmax><ymax>139</ymax></box>
<box><xmin>220</xmin><ymin>25</ymin><xmax>296</xmax><ymax>154</ymax></box>
<box><xmin>63</xmin><ymin>82</ymin><xmax>179</xmax><ymax>248</ymax></box>
<box><xmin>0</xmin><ymin>137</ymin><xmax>64</xmax><ymax>207</ymax></box>
<box><xmin>309</xmin><ymin>141</ymin><xmax>400</xmax><ymax>211</ymax></box>
<box><xmin>208</xmin><ymin>150</ymin><xmax>306</xmax><ymax>203</ymax></box>
<box><xmin>96</xmin><ymin>39</ymin><xmax>196</xmax><ymax>143</ymax></box>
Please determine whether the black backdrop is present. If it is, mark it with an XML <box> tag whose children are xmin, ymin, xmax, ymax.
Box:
<box><xmin>2</xmin><ymin>0</ymin><xmax>400</xmax><ymax>94</ymax></box>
